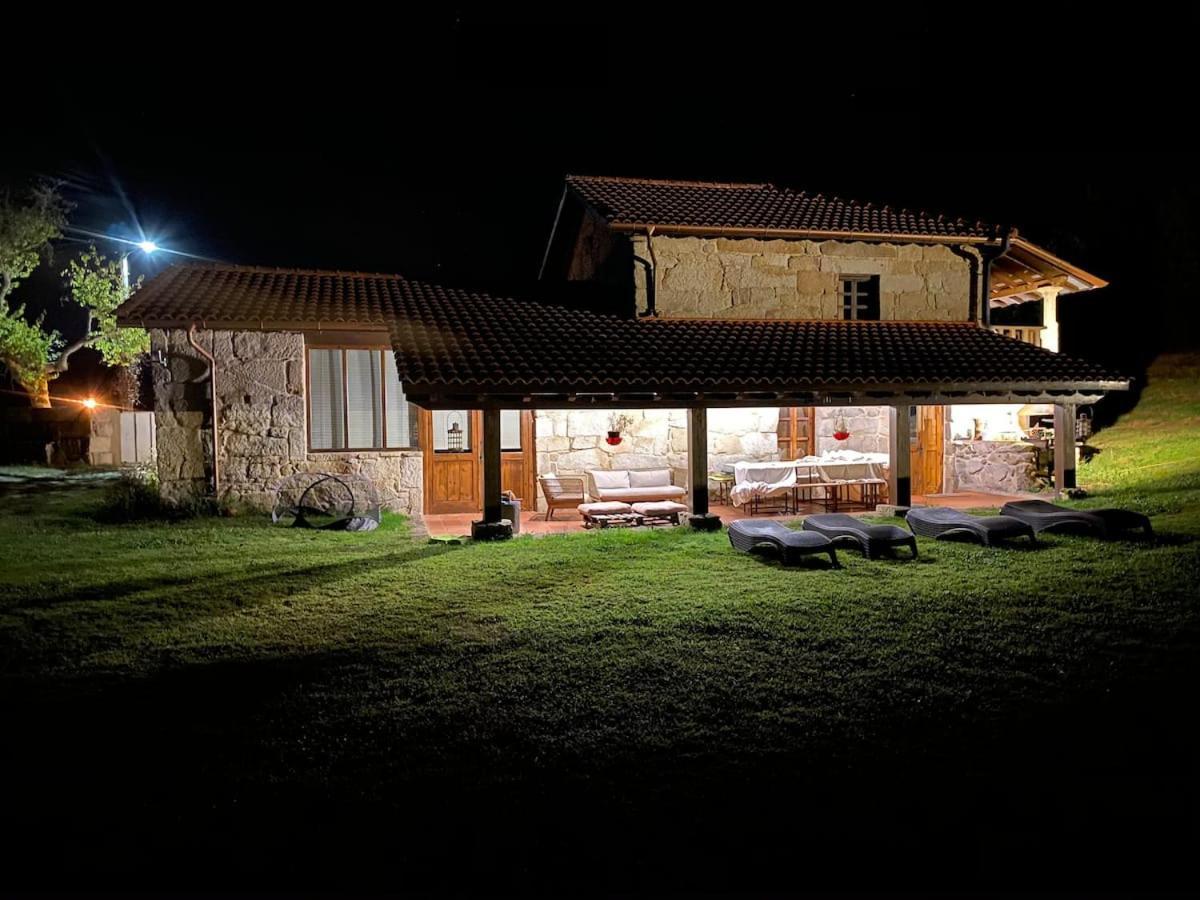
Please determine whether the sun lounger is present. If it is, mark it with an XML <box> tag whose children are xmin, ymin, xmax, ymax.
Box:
<box><xmin>801</xmin><ymin>513</ymin><xmax>918</xmax><ymax>559</ymax></box>
<box><xmin>999</xmin><ymin>499</ymin><xmax>1153</xmax><ymax>537</ymax></box>
<box><xmin>727</xmin><ymin>519</ymin><xmax>839</xmax><ymax>567</ymax></box>
<box><xmin>905</xmin><ymin>506</ymin><xmax>1036</xmax><ymax>546</ymax></box>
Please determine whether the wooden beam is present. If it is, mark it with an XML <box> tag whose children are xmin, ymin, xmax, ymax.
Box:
<box><xmin>1054</xmin><ymin>402</ymin><xmax>1077</xmax><ymax>496</ymax></box>
<box><xmin>688</xmin><ymin>406</ymin><xmax>709</xmax><ymax>516</ymax></box>
<box><xmin>482</xmin><ymin>407</ymin><xmax>503</xmax><ymax>523</ymax></box>
<box><xmin>888</xmin><ymin>404</ymin><xmax>912</xmax><ymax>508</ymax></box>
<box><xmin>687</xmin><ymin>406</ymin><xmax>721</xmax><ymax>529</ymax></box>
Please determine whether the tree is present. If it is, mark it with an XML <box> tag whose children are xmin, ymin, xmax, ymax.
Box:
<box><xmin>0</xmin><ymin>183</ymin><xmax>69</xmax><ymax>405</ymax></box>
<box><xmin>0</xmin><ymin>183</ymin><xmax>150</xmax><ymax>407</ymax></box>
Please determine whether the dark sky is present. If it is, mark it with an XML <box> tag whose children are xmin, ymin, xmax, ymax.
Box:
<box><xmin>4</xmin><ymin>12</ymin><xmax>1198</xmax><ymax>400</ymax></box>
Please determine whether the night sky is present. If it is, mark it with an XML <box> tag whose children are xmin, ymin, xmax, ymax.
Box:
<box><xmin>5</xmin><ymin>13</ymin><xmax>1198</xmax><ymax>402</ymax></box>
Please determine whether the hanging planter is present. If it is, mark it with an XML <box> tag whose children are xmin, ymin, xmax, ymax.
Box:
<box><xmin>607</xmin><ymin>413</ymin><xmax>633</xmax><ymax>447</ymax></box>
<box><xmin>832</xmin><ymin>416</ymin><xmax>851</xmax><ymax>442</ymax></box>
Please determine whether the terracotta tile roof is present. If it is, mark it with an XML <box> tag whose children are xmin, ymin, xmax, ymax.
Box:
<box><xmin>565</xmin><ymin>175</ymin><xmax>1004</xmax><ymax>242</ymax></box>
<box><xmin>119</xmin><ymin>263</ymin><xmax>1127</xmax><ymax>396</ymax></box>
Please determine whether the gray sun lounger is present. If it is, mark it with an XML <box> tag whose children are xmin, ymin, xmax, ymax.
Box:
<box><xmin>801</xmin><ymin>513</ymin><xmax>918</xmax><ymax>559</ymax></box>
<box><xmin>999</xmin><ymin>499</ymin><xmax>1153</xmax><ymax>537</ymax></box>
<box><xmin>905</xmin><ymin>506</ymin><xmax>1036</xmax><ymax>547</ymax></box>
<box><xmin>728</xmin><ymin>519</ymin><xmax>839</xmax><ymax>567</ymax></box>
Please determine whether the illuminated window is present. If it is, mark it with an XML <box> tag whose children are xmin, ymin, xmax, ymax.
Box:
<box><xmin>308</xmin><ymin>348</ymin><xmax>418</xmax><ymax>450</ymax></box>
<box><xmin>841</xmin><ymin>275</ymin><xmax>880</xmax><ymax>320</ymax></box>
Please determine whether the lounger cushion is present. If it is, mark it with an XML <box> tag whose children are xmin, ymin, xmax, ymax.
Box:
<box><xmin>577</xmin><ymin>501</ymin><xmax>633</xmax><ymax>515</ymax></box>
<box><xmin>631</xmin><ymin>501</ymin><xmax>688</xmax><ymax>516</ymax></box>
<box><xmin>629</xmin><ymin>468</ymin><xmax>672</xmax><ymax>488</ymax></box>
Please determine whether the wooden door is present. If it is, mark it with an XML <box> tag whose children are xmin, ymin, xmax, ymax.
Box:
<box><xmin>421</xmin><ymin>409</ymin><xmax>480</xmax><ymax>514</ymax></box>
<box><xmin>421</xmin><ymin>410</ymin><xmax>536</xmax><ymax>514</ymax></box>
<box><xmin>910</xmin><ymin>405</ymin><xmax>945</xmax><ymax>497</ymax></box>
<box><xmin>777</xmin><ymin>407</ymin><xmax>815</xmax><ymax>459</ymax></box>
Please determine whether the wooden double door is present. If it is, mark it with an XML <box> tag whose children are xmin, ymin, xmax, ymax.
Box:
<box><xmin>420</xmin><ymin>409</ymin><xmax>537</xmax><ymax>515</ymax></box>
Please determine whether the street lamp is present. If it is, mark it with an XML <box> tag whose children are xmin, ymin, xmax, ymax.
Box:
<box><xmin>121</xmin><ymin>241</ymin><xmax>159</xmax><ymax>293</ymax></box>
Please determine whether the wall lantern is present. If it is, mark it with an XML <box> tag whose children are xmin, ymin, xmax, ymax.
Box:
<box><xmin>832</xmin><ymin>416</ymin><xmax>851</xmax><ymax>442</ymax></box>
<box><xmin>446</xmin><ymin>413</ymin><xmax>465</xmax><ymax>452</ymax></box>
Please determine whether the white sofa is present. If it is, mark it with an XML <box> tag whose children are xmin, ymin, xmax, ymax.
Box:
<box><xmin>586</xmin><ymin>468</ymin><xmax>688</xmax><ymax>503</ymax></box>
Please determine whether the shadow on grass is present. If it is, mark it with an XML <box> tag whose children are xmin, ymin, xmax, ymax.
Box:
<box><xmin>9</xmin><ymin>540</ymin><xmax>461</xmax><ymax>613</ymax></box>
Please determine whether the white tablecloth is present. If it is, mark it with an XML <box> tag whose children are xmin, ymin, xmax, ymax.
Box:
<box><xmin>730</xmin><ymin>452</ymin><xmax>889</xmax><ymax>507</ymax></box>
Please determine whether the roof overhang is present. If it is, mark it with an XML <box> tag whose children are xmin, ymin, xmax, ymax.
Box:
<box><xmin>990</xmin><ymin>237</ymin><xmax>1109</xmax><ymax>307</ymax></box>
<box><xmin>402</xmin><ymin>380</ymin><xmax>1129</xmax><ymax>411</ymax></box>
<box><xmin>606</xmin><ymin>221</ymin><xmax>1003</xmax><ymax>246</ymax></box>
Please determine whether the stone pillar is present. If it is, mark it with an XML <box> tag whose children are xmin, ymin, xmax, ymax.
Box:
<box><xmin>687</xmin><ymin>406</ymin><xmax>720</xmax><ymax>530</ymax></box>
<box><xmin>888</xmin><ymin>404</ymin><xmax>912</xmax><ymax>508</ymax></box>
<box><xmin>1039</xmin><ymin>286</ymin><xmax>1064</xmax><ymax>353</ymax></box>
<box><xmin>472</xmin><ymin>408</ymin><xmax>512</xmax><ymax>540</ymax></box>
<box><xmin>1054</xmin><ymin>402</ymin><xmax>1077</xmax><ymax>496</ymax></box>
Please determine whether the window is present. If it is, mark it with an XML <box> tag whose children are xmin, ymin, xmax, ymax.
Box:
<box><xmin>308</xmin><ymin>348</ymin><xmax>419</xmax><ymax>450</ymax></box>
<box><xmin>841</xmin><ymin>275</ymin><xmax>880</xmax><ymax>320</ymax></box>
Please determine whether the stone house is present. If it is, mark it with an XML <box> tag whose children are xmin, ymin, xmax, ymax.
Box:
<box><xmin>116</xmin><ymin>175</ymin><xmax>1121</xmax><ymax>524</ymax></box>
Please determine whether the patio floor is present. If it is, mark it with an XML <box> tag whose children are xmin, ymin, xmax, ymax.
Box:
<box><xmin>422</xmin><ymin>491</ymin><xmax>1034</xmax><ymax>537</ymax></box>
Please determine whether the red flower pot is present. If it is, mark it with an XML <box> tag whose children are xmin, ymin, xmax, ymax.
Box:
<box><xmin>605</xmin><ymin>432</ymin><xmax>622</xmax><ymax>446</ymax></box>
<box><xmin>833</xmin><ymin>431</ymin><xmax>851</xmax><ymax>441</ymax></box>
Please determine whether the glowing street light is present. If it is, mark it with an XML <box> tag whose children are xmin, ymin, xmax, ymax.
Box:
<box><xmin>82</xmin><ymin>397</ymin><xmax>98</xmax><ymax>410</ymax></box>
<box><xmin>121</xmin><ymin>240</ymin><xmax>160</xmax><ymax>292</ymax></box>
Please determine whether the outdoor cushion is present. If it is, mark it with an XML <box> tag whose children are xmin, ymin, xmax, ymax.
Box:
<box><xmin>905</xmin><ymin>506</ymin><xmax>1036</xmax><ymax>547</ymax></box>
<box><xmin>999</xmin><ymin>499</ymin><xmax>1153</xmax><ymax>537</ymax></box>
<box><xmin>728</xmin><ymin>519</ymin><xmax>839</xmax><ymax>567</ymax></box>
<box><xmin>590</xmin><ymin>469</ymin><xmax>630</xmax><ymax>490</ymax></box>
<box><xmin>577</xmin><ymin>501</ymin><xmax>633</xmax><ymax>515</ymax></box>
<box><xmin>802</xmin><ymin>513</ymin><xmax>918</xmax><ymax>560</ymax></box>
<box><xmin>593</xmin><ymin>485</ymin><xmax>688</xmax><ymax>502</ymax></box>
<box><xmin>629</xmin><ymin>468</ymin><xmax>672</xmax><ymax>488</ymax></box>
<box><xmin>631</xmin><ymin>501</ymin><xmax>688</xmax><ymax>516</ymax></box>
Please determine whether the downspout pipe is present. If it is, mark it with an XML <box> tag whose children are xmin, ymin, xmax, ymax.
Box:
<box><xmin>947</xmin><ymin>244</ymin><xmax>982</xmax><ymax>324</ymax></box>
<box><xmin>635</xmin><ymin>226</ymin><xmax>658</xmax><ymax>318</ymax></box>
<box><xmin>978</xmin><ymin>227</ymin><xmax>1014</xmax><ymax>329</ymax></box>
<box><xmin>187</xmin><ymin>323</ymin><xmax>220</xmax><ymax>498</ymax></box>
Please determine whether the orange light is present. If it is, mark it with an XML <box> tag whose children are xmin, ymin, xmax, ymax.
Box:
<box><xmin>82</xmin><ymin>397</ymin><xmax>98</xmax><ymax>409</ymax></box>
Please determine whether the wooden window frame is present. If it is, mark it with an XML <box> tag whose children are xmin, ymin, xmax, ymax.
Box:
<box><xmin>841</xmin><ymin>274</ymin><xmax>880</xmax><ymax>321</ymax></box>
<box><xmin>305</xmin><ymin>346</ymin><xmax>419</xmax><ymax>453</ymax></box>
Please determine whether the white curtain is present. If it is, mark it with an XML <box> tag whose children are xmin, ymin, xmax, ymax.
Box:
<box><xmin>309</xmin><ymin>349</ymin><xmax>345</xmax><ymax>449</ymax></box>
<box><xmin>346</xmin><ymin>350</ymin><xmax>382</xmax><ymax>448</ymax></box>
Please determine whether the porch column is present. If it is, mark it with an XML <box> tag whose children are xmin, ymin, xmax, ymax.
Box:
<box><xmin>1053</xmin><ymin>402</ymin><xmax>1077</xmax><ymax>496</ymax></box>
<box><xmin>471</xmin><ymin>407</ymin><xmax>512</xmax><ymax>540</ymax></box>
<box><xmin>887</xmin><ymin>404</ymin><xmax>912</xmax><ymax>508</ymax></box>
<box><xmin>687</xmin><ymin>406</ymin><xmax>721</xmax><ymax>530</ymax></box>
<box><xmin>1039</xmin><ymin>285</ymin><xmax>1064</xmax><ymax>353</ymax></box>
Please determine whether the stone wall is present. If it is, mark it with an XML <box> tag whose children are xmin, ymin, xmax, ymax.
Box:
<box><xmin>533</xmin><ymin>407</ymin><xmax>779</xmax><ymax>508</ymax></box>
<box><xmin>948</xmin><ymin>440</ymin><xmax>1040</xmax><ymax>494</ymax></box>
<box><xmin>150</xmin><ymin>328</ymin><xmax>422</xmax><ymax>515</ymax></box>
<box><xmin>814</xmin><ymin>406</ymin><xmax>890</xmax><ymax>455</ymax></box>
<box><xmin>633</xmin><ymin>235</ymin><xmax>973</xmax><ymax>321</ymax></box>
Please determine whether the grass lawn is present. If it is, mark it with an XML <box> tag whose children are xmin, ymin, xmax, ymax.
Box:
<box><xmin>2</xmin><ymin>355</ymin><xmax>1198</xmax><ymax>891</ymax></box>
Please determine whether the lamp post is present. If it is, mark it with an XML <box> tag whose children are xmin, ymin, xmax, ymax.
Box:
<box><xmin>121</xmin><ymin>241</ymin><xmax>159</xmax><ymax>293</ymax></box>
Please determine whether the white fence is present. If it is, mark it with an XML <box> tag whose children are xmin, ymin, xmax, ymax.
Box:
<box><xmin>88</xmin><ymin>409</ymin><xmax>156</xmax><ymax>466</ymax></box>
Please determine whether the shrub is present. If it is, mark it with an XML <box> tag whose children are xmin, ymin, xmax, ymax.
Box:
<box><xmin>95</xmin><ymin>468</ymin><xmax>176</xmax><ymax>522</ymax></box>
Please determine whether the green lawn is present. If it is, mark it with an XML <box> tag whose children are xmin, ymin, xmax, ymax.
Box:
<box><xmin>2</xmin><ymin>355</ymin><xmax>1198</xmax><ymax>891</ymax></box>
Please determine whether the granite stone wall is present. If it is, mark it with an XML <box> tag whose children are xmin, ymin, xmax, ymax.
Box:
<box><xmin>948</xmin><ymin>440</ymin><xmax>1040</xmax><ymax>494</ymax></box>
<box><xmin>814</xmin><ymin>406</ymin><xmax>889</xmax><ymax>455</ymax></box>
<box><xmin>150</xmin><ymin>328</ymin><xmax>422</xmax><ymax>515</ymax></box>
<box><xmin>633</xmin><ymin>235</ymin><xmax>974</xmax><ymax>321</ymax></box>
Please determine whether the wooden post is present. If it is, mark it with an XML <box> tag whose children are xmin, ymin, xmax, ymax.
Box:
<box><xmin>888</xmin><ymin>404</ymin><xmax>912</xmax><ymax>508</ymax></box>
<box><xmin>688</xmin><ymin>406</ymin><xmax>720</xmax><ymax>529</ymax></box>
<box><xmin>472</xmin><ymin>407</ymin><xmax>511</xmax><ymax>539</ymax></box>
<box><xmin>1054</xmin><ymin>402</ymin><xmax>1077</xmax><ymax>496</ymax></box>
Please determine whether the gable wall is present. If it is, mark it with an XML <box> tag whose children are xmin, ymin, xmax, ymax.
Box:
<box><xmin>633</xmin><ymin>235</ymin><xmax>974</xmax><ymax>321</ymax></box>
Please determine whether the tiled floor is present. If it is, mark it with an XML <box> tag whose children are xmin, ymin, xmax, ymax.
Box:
<box><xmin>421</xmin><ymin>490</ymin><xmax>1032</xmax><ymax>537</ymax></box>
